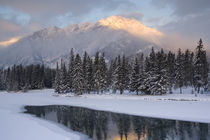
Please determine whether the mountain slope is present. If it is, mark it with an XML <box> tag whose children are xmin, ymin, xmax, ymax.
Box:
<box><xmin>0</xmin><ymin>16</ymin><xmax>162</xmax><ymax>68</ymax></box>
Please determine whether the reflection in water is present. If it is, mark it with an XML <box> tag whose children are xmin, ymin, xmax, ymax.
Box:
<box><xmin>24</xmin><ymin>105</ymin><xmax>210</xmax><ymax>140</ymax></box>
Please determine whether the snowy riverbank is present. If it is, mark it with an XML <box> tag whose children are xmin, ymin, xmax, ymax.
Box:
<box><xmin>1</xmin><ymin>88</ymin><xmax>210</xmax><ymax>140</ymax></box>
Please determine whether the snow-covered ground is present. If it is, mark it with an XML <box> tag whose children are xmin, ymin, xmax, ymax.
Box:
<box><xmin>0</xmin><ymin>88</ymin><xmax>210</xmax><ymax>140</ymax></box>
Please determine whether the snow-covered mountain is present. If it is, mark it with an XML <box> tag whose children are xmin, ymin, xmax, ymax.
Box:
<box><xmin>0</xmin><ymin>16</ymin><xmax>163</xmax><ymax>68</ymax></box>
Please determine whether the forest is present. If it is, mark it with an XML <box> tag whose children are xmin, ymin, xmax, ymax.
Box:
<box><xmin>0</xmin><ymin>39</ymin><xmax>208</xmax><ymax>95</ymax></box>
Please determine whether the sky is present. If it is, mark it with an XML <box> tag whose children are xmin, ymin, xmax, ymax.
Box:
<box><xmin>0</xmin><ymin>0</ymin><xmax>209</xmax><ymax>49</ymax></box>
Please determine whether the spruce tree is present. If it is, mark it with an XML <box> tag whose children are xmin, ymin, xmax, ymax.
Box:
<box><xmin>194</xmin><ymin>39</ymin><xmax>209</xmax><ymax>93</ymax></box>
<box><xmin>130</xmin><ymin>57</ymin><xmax>140</xmax><ymax>95</ymax></box>
<box><xmin>82</xmin><ymin>51</ymin><xmax>88</xmax><ymax>92</ymax></box>
<box><xmin>0</xmin><ymin>69</ymin><xmax>3</xmax><ymax>90</ymax></box>
<box><xmin>72</xmin><ymin>54</ymin><xmax>84</xmax><ymax>95</ymax></box>
<box><xmin>54</xmin><ymin>62</ymin><xmax>61</xmax><ymax>93</ymax></box>
<box><xmin>110</xmin><ymin>58</ymin><xmax>117</xmax><ymax>93</ymax></box>
<box><xmin>122</xmin><ymin>55</ymin><xmax>130</xmax><ymax>91</ymax></box>
<box><xmin>167</xmin><ymin>51</ymin><xmax>175</xmax><ymax>94</ymax></box>
<box><xmin>86</xmin><ymin>56</ymin><xmax>94</xmax><ymax>94</ymax></box>
<box><xmin>93</xmin><ymin>52</ymin><xmax>100</xmax><ymax>94</ymax></box>
<box><xmin>112</xmin><ymin>55</ymin><xmax>124</xmax><ymax>94</ymax></box>
<box><xmin>59</xmin><ymin>60</ymin><xmax>67</xmax><ymax>93</ymax></box>
<box><xmin>183</xmin><ymin>49</ymin><xmax>194</xmax><ymax>86</ymax></box>
<box><xmin>107</xmin><ymin>60</ymin><xmax>115</xmax><ymax>90</ymax></box>
<box><xmin>99</xmin><ymin>53</ymin><xmax>107</xmax><ymax>93</ymax></box>
<box><xmin>151</xmin><ymin>49</ymin><xmax>169</xmax><ymax>95</ymax></box>
<box><xmin>175</xmin><ymin>48</ymin><xmax>184</xmax><ymax>94</ymax></box>
<box><xmin>67</xmin><ymin>48</ymin><xmax>75</xmax><ymax>92</ymax></box>
<box><xmin>140</xmin><ymin>48</ymin><xmax>157</xmax><ymax>94</ymax></box>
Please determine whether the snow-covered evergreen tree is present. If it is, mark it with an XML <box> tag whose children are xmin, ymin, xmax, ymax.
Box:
<box><xmin>67</xmin><ymin>48</ymin><xmax>75</xmax><ymax>92</ymax></box>
<box><xmin>82</xmin><ymin>51</ymin><xmax>88</xmax><ymax>92</ymax></box>
<box><xmin>99</xmin><ymin>53</ymin><xmax>107</xmax><ymax>93</ymax></box>
<box><xmin>130</xmin><ymin>57</ymin><xmax>140</xmax><ymax>95</ymax></box>
<box><xmin>150</xmin><ymin>49</ymin><xmax>169</xmax><ymax>95</ymax></box>
<box><xmin>175</xmin><ymin>48</ymin><xmax>184</xmax><ymax>94</ymax></box>
<box><xmin>122</xmin><ymin>55</ymin><xmax>130</xmax><ymax>91</ymax></box>
<box><xmin>86</xmin><ymin>56</ymin><xmax>94</xmax><ymax>94</ymax></box>
<box><xmin>59</xmin><ymin>60</ymin><xmax>68</xmax><ymax>93</ymax></box>
<box><xmin>167</xmin><ymin>51</ymin><xmax>175</xmax><ymax>94</ymax></box>
<box><xmin>93</xmin><ymin>52</ymin><xmax>100</xmax><ymax>94</ymax></box>
<box><xmin>140</xmin><ymin>48</ymin><xmax>157</xmax><ymax>94</ymax></box>
<box><xmin>112</xmin><ymin>55</ymin><xmax>125</xmax><ymax>94</ymax></box>
<box><xmin>194</xmin><ymin>39</ymin><xmax>209</xmax><ymax>93</ymax></box>
<box><xmin>0</xmin><ymin>69</ymin><xmax>3</xmax><ymax>90</ymax></box>
<box><xmin>72</xmin><ymin>54</ymin><xmax>84</xmax><ymax>95</ymax></box>
<box><xmin>183</xmin><ymin>49</ymin><xmax>194</xmax><ymax>86</ymax></box>
<box><xmin>109</xmin><ymin>58</ymin><xmax>117</xmax><ymax>92</ymax></box>
<box><xmin>54</xmin><ymin>62</ymin><xmax>61</xmax><ymax>93</ymax></box>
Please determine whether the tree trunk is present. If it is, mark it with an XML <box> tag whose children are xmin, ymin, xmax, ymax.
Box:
<box><xmin>120</xmin><ymin>89</ymin><xmax>123</xmax><ymax>94</ymax></box>
<box><xmin>169</xmin><ymin>86</ymin><xmax>172</xmax><ymax>94</ymax></box>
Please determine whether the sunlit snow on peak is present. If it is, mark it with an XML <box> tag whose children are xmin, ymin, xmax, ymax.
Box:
<box><xmin>98</xmin><ymin>16</ymin><xmax>163</xmax><ymax>45</ymax></box>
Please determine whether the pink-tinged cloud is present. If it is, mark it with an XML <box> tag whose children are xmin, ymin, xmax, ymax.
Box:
<box><xmin>0</xmin><ymin>36</ymin><xmax>21</xmax><ymax>47</ymax></box>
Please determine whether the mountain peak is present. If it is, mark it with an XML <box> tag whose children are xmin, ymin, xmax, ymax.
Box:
<box><xmin>98</xmin><ymin>16</ymin><xmax>163</xmax><ymax>44</ymax></box>
<box><xmin>98</xmin><ymin>15</ymin><xmax>139</xmax><ymax>27</ymax></box>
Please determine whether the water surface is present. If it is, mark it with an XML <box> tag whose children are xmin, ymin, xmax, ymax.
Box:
<box><xmin>24</xmin><ymin>105</ymin><xmax>210</xmax><ymax>140</ymax></box>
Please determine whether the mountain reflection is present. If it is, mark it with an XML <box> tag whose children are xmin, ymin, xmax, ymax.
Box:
<box><xmin>24</xmin><ymin>105</ymin><xmax>210</xmax><ymax>140</ymax></box>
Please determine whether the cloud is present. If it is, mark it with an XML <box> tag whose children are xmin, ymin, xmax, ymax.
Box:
<box><xmin>0</xmin><ymin>36</ymin><xmax>21</xmax><ymax>47</ymax></box>
<box><xmin>0</xmin><ymin>0</ymin><xmax>135</xmax><ymax>19</ymax></box>
<box><xmin>0</xmin><ymin>0</ymin><xmax>137</xmax><ymax>32</ymax></box>
<box><xmin>118</xmin><ymin>12</ymin><xmax>143</xmax><ymax>21</ymax></box>
<box><xmin>0</xmin><ymin>6</ymin><xmax>30</xmax><ymax>26</ymax></box>
<box><xmin>0</xmin><ymin>19</ymin><xmax>40</xmax><ymax>43</ymax></box>
<box><xmin>150</xmin><ymin>0</ymin><xmax>210</xmax><ymax>49</ymax></box>
<box><xmin>150</xmin><ymin>0</ymin><xmax>210</xmax><ymax>16</ymax></box>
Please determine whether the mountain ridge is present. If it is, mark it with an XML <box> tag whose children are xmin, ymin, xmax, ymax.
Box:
<box><xmin>0</xmin><ymin>16</ymin><xmax>166</xmax><ymax>68</ymax></box>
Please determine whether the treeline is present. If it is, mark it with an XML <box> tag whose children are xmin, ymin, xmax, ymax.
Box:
<box><xmin>0</xmin><ymin>64</ymin><xmax>55</xmax><ymax>91</ymax></box>
<box><xmin>55</xmin><ymin>39</ymin><xmax>208</xmax><ymax>95</ymax></box>
<box><xmin>0</xmin><ymin>39</ymin><xmax>208</xmax><ymax>94</ymax></box>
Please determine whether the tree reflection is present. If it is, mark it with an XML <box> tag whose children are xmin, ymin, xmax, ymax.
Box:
<box><xmin>24</xmin><ymin>105</ymin><xmax>210</xmax><ymax>140</ymax></box>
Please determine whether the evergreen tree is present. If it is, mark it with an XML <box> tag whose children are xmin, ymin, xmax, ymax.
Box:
<box><xmin>67</xmin><ymin>48</ymin><xmax>75</xmax><ymax>92</ymax></box>
<box><xmin>72</xmin><ymin>54</ymin><xmax>84</xmax><ymax>95</ymax></box>
<box><xmin>31</xmin><ymin>65</ymin><xmax>40</xmax><ymax>89</ymax></box>
<box><xmin>82</xmin><ymin>51</ymin><xmax>88</xmax><ymax>92</ymax></box>
<box><xmin>112</xmin><ymin>55</ymin><xmax>125</xmax><ymax>94</ymax></box>
<box><xmin>194</xmin><ymin>39</ymin><xmax>209</xmax><ymax>93</ymax></box>
<box><xmin>107</xmin><ymin>60</ymin><xmax>115</xmax><ymax>90</ymax></box>
<box><xmin>175</xmin><ymin>48</ymin><xmax>184</xmax><ymax>94</ymax></box>
<box><xmin>109</xmin><ymin>58</ymin><xmax>117</xmax><ymax>92</ymax></box>
<box><xmin>86</xmin><ymin>56</ymin><xmax>94</xmax><ymax>94</ymax></box>
<box><xmin>0</xmin><ymin>69</ymin><xmax>3</xmax><ymax>90</ymax></box>
<box><xmin>130</xmin><ymin>57</ymin><xmax>140</xmax><ymax>95</ymax></box>
<box><xmin>167</xmin><ymin>51</ymin><xmax>175</xmax><ymax>94</ymax></box>
<box><xmin>140</xmin><ymin>48</ymin><xmax>157</xmax><ymax>94</ymax></box>
<box><xmin>93</xmin><ymin>52</ymin><xmax>100</xmax><ymax>94</ymax></box>
<box><xmin>54</xmin><ymin>62</ymin><xmax>61</xmax><ymax>93</ymax></box>
<box><xmin>183</xmin><ymin>49</ymin><xmax>194</xmax><ymax>86</ymax></box>
<box><xmin>151</xmin><ymin>49</ymin><xmax>169</xmax><ymax>95</ymax></box>
<box><xmin>99</xmin><ymin>53</ymin><xmax>107</xmax><ymax>93</ymax></box>
<box><xmin>122</xmin><ymin>55</ymin><xmax>130</xmax><ymax>91</ymax></box>
<box><xmin>59</xmin><ymin>60</ymin><xmax>68</xmax><ymax>93</ymax></box>
<box><xmin>38</xmin><ymin>65</ymin><xmax>45</xmax><ymax>89</ymax></box>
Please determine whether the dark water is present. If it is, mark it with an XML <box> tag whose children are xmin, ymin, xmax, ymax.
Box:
<box><xmin>24</xmin><ymin>105</ymin><xmax>210</xmax><ymax>140</ymax></box>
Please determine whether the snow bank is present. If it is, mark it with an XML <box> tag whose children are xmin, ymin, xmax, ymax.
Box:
<box><xmin>0</xmin><ymin>88</ymin><xmax>210</xmax><ymax>140</ymax></box>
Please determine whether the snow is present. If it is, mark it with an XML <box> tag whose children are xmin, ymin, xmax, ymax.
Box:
<box><xmin>0</xmin><ymin>88</ymin><xmax>210</xmax><ymax>140</ymax></box>
<box><xmin>0</xmin><ymin>16</ymin><xmax>160</xmax><ymax>68</ymax></box>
